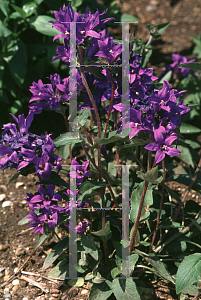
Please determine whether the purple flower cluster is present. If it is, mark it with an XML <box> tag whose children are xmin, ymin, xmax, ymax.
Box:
<box><xmin>49</xmin><ymin>3</ymin><xmax>115</xmax><ymax>46</ymax></box>
<box><xmin>0</xmin><ymin>2</ymin><xmax>192</xmax><ymax>236</ymax></box>
<box><xmin>67</xmin><ymin>157</ymin><xmax>90</xmax><ymax>186</ymax></box>
<box><xmin>160</xmin><ymin>53</ymin><xmax>196</xmax><ymax>80</ymax></box>
<box><xmin>25</xmin><ymin>184</ymin><xmax>63</xmax><ymax>234</ymax></box>
<box><xmin>25</xmin><ymin>184</ymin><xmax>90</xmax><ymax>235</ymax></box>
<box><xmin>0</xmin><ymin>113</ymin><xmax>62</xmax><ymax>180</ymax></box>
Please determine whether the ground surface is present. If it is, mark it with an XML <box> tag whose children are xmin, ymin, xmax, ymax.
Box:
<box><xmin>1</xmin><ymin>0</ymin><xmax>201</xmax><ymax>299</ymax></box>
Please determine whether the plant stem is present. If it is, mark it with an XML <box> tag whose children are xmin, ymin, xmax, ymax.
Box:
<box><xmin>173</xmin><ymin>157</ymin><xmax>201</xmax><ymax>221</ymax></box>
<box><xmin>103</xmin><ymin>71</ymin><xmax>115</xmax><ymax>139</ymax></box>
<box><xmin>149</xmin><ymin>159</ymin><xmax>166</xmax><ymax>251</ymax></box>
<box><xmin>81</xmin><ymin>140</ymin><xmax>119</xmax><ymax>207</ymax></box>
<box><xmin>154</xmin><ymin>208</ymin><xmax>201</xmax><ymax>253</ymax></box>
<box><xmin>129</xmin><ymin>149</ymin><xmax>145</xmax><ymax>172</ymax></box>
<box><xmin>129</xmin><ymin>150</ymin><xmax>152</xmax><ymax>254</ymax></box>
<box><xmin>129</xmin><ymin>180</ymin><xmax>149</xmax><ymax>254</ymax></box>
<box><xmin>59</xmin><ymin>103</ymin><xmax>72</xmax><ymax>162</ymax></box>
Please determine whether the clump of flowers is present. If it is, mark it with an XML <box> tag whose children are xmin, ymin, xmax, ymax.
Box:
<box><xmin>160</xmin><ymin>53</ymin><xmax>196</xmax><ymax>80</ymax></box>
<box><xmin>0</xmin><ymin>112</ymin><xmax>62</xmax><ymax>180</ymax></box>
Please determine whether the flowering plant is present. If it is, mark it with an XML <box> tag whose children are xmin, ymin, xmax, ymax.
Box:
<box><xmin>1</xmin><ymin>2</ymin><xmax>201</xmax><ymax>299</ymax></box>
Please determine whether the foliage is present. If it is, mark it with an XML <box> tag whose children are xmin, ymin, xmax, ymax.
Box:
<box><xmin>1</xmin><ymin>2</ymin><xmax>201</xmax><ymax>299</ymax></box>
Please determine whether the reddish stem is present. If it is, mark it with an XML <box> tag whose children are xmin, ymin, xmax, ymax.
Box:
<box><xmin>59</xmin><ymin>103</ymin><xmax>72</xmax><ymax>162</ymax></box>
<box><xmin>103</xmin><ymin>71</ymin><xmax>115</xmax><ymax>139</ymax></box>
<box><xmin>149</xmin><ymin>159</ymin><xmax>166</xmax><ymax>251</ymax></box>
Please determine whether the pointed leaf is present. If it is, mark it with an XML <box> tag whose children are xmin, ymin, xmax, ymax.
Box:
<box><xmin>36</xmin><ymin>225</ymin><xmax>52</xmax><ymax>248</ymax></box>
<box><xmin>176</xmin><ymin>253</ymin><xmax>201</xmax><ymax>294</ymax></box>
<box><xmin>148</xmin><ymin>253</ymin><xmax>174</xmax><ymax>284</ymax></box>
<box><xmin>54</xmin><ymin>132</ymin><xmax>81</xmax><ymax>147</ymax></box>
<box><xmin>130</xmin><ymin>182</ymin><xmax>153</xmax><ymax>222</ymax></box>
<box><xmin>43</xmin><ymin>236</ymin><xmax>69</xmax><ymax>270</ymax></box>
<box><xmin>81</xmin><ymin>234</ymin><xmax>98</xmax><ymax>261</ymax></box>
<box><xmin>89</xmin><ymin>280</ymin><xmax>113</xmax><ymax>300</ymax></box>
<box><xmin>30</xmin><ymin>15</ymin><xmax>59</xmax><ymax>36</ymax></box>
<box><xmin>112</xmin><ymin>278</ymin><xmax>141</xmax><ymax>300</ymax></box>
<box><xmin>68</xmin><ymin>277</ymin><xmax>84</xmax><ymax>287</ymax></box>
<box><xmin>179</xmin><ymin>62</ymin><xmax>201</xmax><ymax>71</ymax></box>
<box><xmin>47</xmin><ymin>258</ymin><xmax>69</xmax><ymax>280</ymax></box>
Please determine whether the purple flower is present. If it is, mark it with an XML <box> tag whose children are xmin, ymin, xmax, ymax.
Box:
<box><xmin>0</xmin><ymin>146</ymin><xmax>19</xmax><ymax>170</ymax></box>
<box><xmin>144</xmin><ymin>126</ymin><xmax>181</xmax><ymax>164</ymax></box>
<box><xmin>159</xmin><ymin>54</ymin><xmax>196</xmax><ymax>80</ymax></box>
<box><xmin>129</xmin><ymin>108</ymin><xmax>144</xmax><ymax>139</ymax></box>
<box><xmin>75</xmin><ymin>221</ymin><xmax>90</xmax><ymax>235</ymax></box>
<box><xmin>67</xmin><ymin>157</ymin><xmax>90</xmax><ymax>185</ymax></box>
<box><xmin>29</xmin><ymin>73</ymin><xmax>77</xmax><ymax>114</ymax></box>
<box><xmin>95</xmin><ymin>36</ymin><xmax>122</xmax><ymax>64</ymax></box>
<box><xmin>25</xmin><ymin>184</ymin><xmax>63</xmax><ymax>232</ymax></box>
<box><xmin>170</xmin><ymin>53</ymin><xmax>196</xmax><ymax>79</ymax></box>
<box><xmin>50</xmin><ymin>3</ymin><xmax>114</xmax><ymax>46</ymax></box>
<box><xmin>67</xmin><ymin>220</ymin><xmax>90</xmax><ymax>235</ymax></box>
<box><xmin>0</xmin><ymin>113</ymin><xmax>62</xmax><ymax>179</ymax></box>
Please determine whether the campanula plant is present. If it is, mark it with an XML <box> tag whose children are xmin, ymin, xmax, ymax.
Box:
<box><xmin>1</xmin><ymin>2</ymin><xmax>201</xmax><ymax>299</ymax></box>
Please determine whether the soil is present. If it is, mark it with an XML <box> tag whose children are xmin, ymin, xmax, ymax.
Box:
<box><xmin>1</xmin><ymin>0</ymin><xmax>201</xmax><ymax>299</ymax></box>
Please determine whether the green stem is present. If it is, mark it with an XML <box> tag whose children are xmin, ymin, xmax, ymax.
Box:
<box><xmin>154</xmin><ymin>209</ymin><xmax>201</xmax><ymax>253</ymax></box>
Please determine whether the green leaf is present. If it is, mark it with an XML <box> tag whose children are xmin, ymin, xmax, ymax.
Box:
<box><xmin>10</xmin><ymin>100</ymin><xmax>23</xmax><ymax>115</ymax></box>
<box><xmin>91</xmin><ymin>221</ymin><xmax>112</xmax><ymax>240</ymax></box>
<box><xmin>43</xmin><ymin>237</ymin><xmax>69</xmax><ymax>270</ymax></box>
<box><xmin>111</xmin><ymin>267</ymin><xmax>121</xmax><ymax>279</ymax></box>
<box><xmin>76</xmin><ymin>108</ymin><xmax>90</xmax><ymax>128</ymax></box>
<box><xmin>55</xmin><ymin>143</ymin><xmax>74</xmax><ymax>159</ymax></box>
<box><xmin>176</xmin><ymin>140</ymin><xmax>200</xmax><ymax>168</ymax></box>
<box><xmin>77</xmin><ymin>181</ymin><xmax>107</xmax><ymax>202</ymax></box>
<box><xmin>22</xmin><ymin>2</ymin><xmax>37</xmax><ymax>17</ymax></box>
<box><xmin>0</xmin><ymin>0</ymin><xmax>10</xmax><ymax>17</ymax></box>
<box><xmin>137</xmin><ymin>166</ymin><xmax>162</xmax><ymax>184</ymax></box>
<box><xmin>94</xmin><ymin>129</ymin><xmax>145</xmax><ymax>147</ymax></box>
<box><xmin>81</xmin><ymin>234</ymin><xmax>98</xmax><ymax>261</ymax></box>
<box><xmin>47</xmin><ymin>258</ymin><xmax>69</xmax><ymax>280</ymax></box>
<box><xmin>179</xmin><ymin>62</ymin><xmax>201</xmax><ymax>71</ymax></box>
<box><xmin>89</xmin><ymin>280</ymin><xmax>113</xmax><ymax>300</ymax></box>
<box><xmin>6</xmin><ymin>172</ymin><xmax>20</xmax><ymax>185</ymax></box>
<box><xmin>130</xmin><ymin>182</ymin><xmax>153</xmax><ymax>222</ymax></box>
<box><xmin>159</xmin><ymin>70</ymin><xmax>172</xmax><ymax>83</ymax></box>
<box><xmin>18</xmin><ymin>215</ymin><xmax>31</xmax><ymax>225</ymax></box>
<box><xmin>0</xmin><ymin>20</ymin><xmax>11</xmax><ymax>37</ymax></box>
<box><xmin>145</xmin><ymin>22</ymin><xmax>171</xmax><ymax>39</ymax></box>
<box><xmin>82</xmin><ymin>66</ymin><xmax>107</xmax><ymax>81</ymax></box>
<box><xmin>8</xmin><ymin>39</ymin><xmax>27</xmax><ymax>88</ymax></box>
<box><xmin>180</xmin><ymin>123</ymin><xmax>201</xmax><ymax>134</ymax></box>
<box><xmin>85</xmin><ymin>272</ymin><xmax>95</xmax><ymax>280</ymax></box>
<box><xmin>36</xmin><ymin>225</ymin><xmax>52</xmax><ymax>248</ymax></box>
<box><xmin>54</xmin><ymin>132</ymin><xmax>81</xmax><ymax>147</ymax></box>
<box><xmin>121</xmin><ymin>13</ymin><xmax>139</xmax><ymax>23</ymax></box>
<box><xmin>147</xmin><ymin>253</ymin><xmax>174</xmax><ymax>284</ymax></box>
<box><xmin>129</xmin><ymin>254</ymin><xmax>139</xmax><ymax>273</ymax></box>
<box><xmin>68</xmin><ymin>277</ymin><xmax>84</xmax><ymax>287</ymax></box>
<box><xmin>30</xmin><ymin>15</ymin><xmax>59</xmax><ymax>36</ymax></box>
<box><xmin>176</xmin><ymin>253</ymin><xmax>201</xmax><ymax>294</ymax></box>
<box><xmin>112</xmin><ymin>278</ymin><xmax>141</xmax><ymax>300</ymax></box>
<box><xmin>10</xmin><ymin>4</ymin><xmax>26</xmax><ymax>18</ymax></box>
